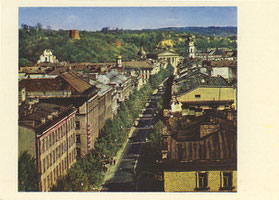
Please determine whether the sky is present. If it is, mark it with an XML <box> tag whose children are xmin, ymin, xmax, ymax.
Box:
<box><xmin>19</xmin><ymin>7</ymin><xmax>237</xmax><ymax>31</ymax></box>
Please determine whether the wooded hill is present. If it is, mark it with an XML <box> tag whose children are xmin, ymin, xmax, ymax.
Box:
<box><xmin>19</xmin><ymin>26</ymin><xmax>237</xmax><ymax>66</ymax></box>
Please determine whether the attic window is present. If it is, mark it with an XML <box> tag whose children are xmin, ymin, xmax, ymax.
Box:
<box><xmin>195</xmin><ymin>94</ymin><xmax>201</xmax><ymax>98</ymax></box>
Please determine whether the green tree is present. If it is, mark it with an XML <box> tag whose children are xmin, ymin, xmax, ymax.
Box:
<box><xmin>18</xmin><ymin>151</ymin><xmax>39</xmax><ymax>191</ymax></box>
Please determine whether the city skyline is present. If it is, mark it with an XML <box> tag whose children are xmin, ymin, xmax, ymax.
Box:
<box><xmin>19</xmin><ymin>7</ymin><xmax>237</xmax><ymax>31</ymax></box>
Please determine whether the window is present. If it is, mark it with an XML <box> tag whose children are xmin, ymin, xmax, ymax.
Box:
<box><xmin>50</xmin><ymin>173</ymin><xmax>52</xmax><ymax>185</ymax></box>
<box><xmin>42</xmin><ymin>158</ymin><xmax>45</xmax><ymax>173</ymax></box>
<box><xmin>75</xmin><ymin>121</ymin><xmax>80</xmax><ymax>130</ymax></box>
<box><xmin>50</xmin><ymin>153</ymin><xmax>52</xmax><ymax>166</ymax></box>
<box><xmin>43</xmin><ymin>178</ymin><xmax>46</xmax><ymax>192</ymax></box>
<box><xmin>59</xmin><ymin>163</ymin><xmax>62</xmax><ymax>176</ymax></box>
<box><xmin>76</xmin><ymin>135</ymin><xmax>81</xmax><ymax>144</ymax></box>
<box><xmin>58</xmin><ymin>128</ymin><xmax>60</xmax><ymax>141</ymax></box>
<box><xmin>72</xmin><ymin>118</ymin><xmax>75</xmax><ymax>129</ymax></box>
<box><xmin>195</xmin><ymin>94</ymin><xmax>201</xmax><ymax>98</ymax></box>
<box><xmin>56</xmin><ymin>148</ymin><xmax>58</xmax><ymax>161</ymax></box>
<box><xmin>46</xmin><ymin>156</ymin><xmax>49</xmax><ymax>169</ymax></box>
<box><xmin>55</xmin><ymin>130</ymin><xmax>58</xmax><ymax>142</ymax></box>
<box><xmin>77</xmin><ymin>148</ymin><xmax>81</xmax><ymax>158</ymax></box>
<box><xmin>41</xmin><ymin>139</ymin><xmax>45</xmax><ymax>153</ymax></box>
<box><xmin>47</xmin><ymin>175</ymin><xmax>50</xmax><ymax>190</ymax></box>
<box><xmin>64</xmin><ymin>141</ymin><xmax>67</xmax><ymax>152</ymax></box>
<box><xmin>64</xmin><ymin>159</ymin><xmax>67</xmax><ymax>170</ymax></box>
<box><xmin>49</xmin><ymin>135</ymin><xmax>51</xmax><ymax>147</ymax></box>
<box><xmin>196</xmin><ymin>172</ymin><xmax>208</xmax><ymax>190</ymax></box>
<box><xmin>56</xmin><ymin>166</ymin><xmax>59</xmax><ymax>178</ymax></box>
<box><xmin>53</xmin><ymin>150</ymin><xmax>56</xmax><ymax>164</ymax></box>
<box><xmin>221</xmin><ymin>172</ymin><xmax>233</xmax><ymax>190</ymax></box>
<box><xmin>52</xmin><ymin>132</ymin><xmax>55</xmax><ymax>145</ymax></box>
<box><xmin>178</xmin><ymin>144</ymin><xmax>182</xmax><ymax>160</ymax></box>
<box><xmin>53</xmin><ymin>168</ymin><xmax>56</xmax><ymax>180</ymax></box>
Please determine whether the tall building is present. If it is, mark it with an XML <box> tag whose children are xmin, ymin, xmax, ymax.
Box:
<box><xmin>19</xmin><ymin>70</ymin><xmax>100</xmax><ymax>157</ymax></box>
<box><xmin>18</xmin><ymin>101</ymin><xmax>77</xmax><ymax>191</ymax></box>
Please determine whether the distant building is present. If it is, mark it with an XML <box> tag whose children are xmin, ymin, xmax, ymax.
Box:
<box><xmin>18</xmin><ymin>101</ymin><xmax>77</xmax><ymax>192</ymax></box>
<box><xmin>196</xmin><ymin>49</ymin><xmax>237</xmax><ymax>61</ymax></box>
<box><xmin>147</xmin><ymin>49</ymin><xmax>179</xmax><ymax>75</ymax></box>
<box><xmin>69</xmin><ymin>30</ymin><xmax>80</xmax><ymax>40</ymax></box>
<box><xmin>37</xmin><ymin>50</ymin><xmax>59</xmax><ymax>64</ymax></box>
<box><xmin>121</xmin><ymin>60</ymin><xmax>160</xmax><ymax>84</ymax></box>
<box><xmin>96</xmin><ymin>70</ymin><xmax>132</xmax><ymax>104</ymax></box>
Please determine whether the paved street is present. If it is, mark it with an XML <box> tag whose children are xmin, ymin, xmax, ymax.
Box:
<box><xmin>102</xmin><ymin>81</ymin><xmax>167</xmax><ymax>192</ymax></box>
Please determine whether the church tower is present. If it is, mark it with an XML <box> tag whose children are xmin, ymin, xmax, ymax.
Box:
<box><xmin>116</xmin><ymin>55</ymin><xmax>122</xmax><ymax>68</ymax></box>
<box><xmin>186</xmin><ymin>35</ymin><xmax>195</xmax><ymax>59</ymax></box>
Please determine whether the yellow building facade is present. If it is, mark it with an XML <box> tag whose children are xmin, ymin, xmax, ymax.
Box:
<box><xmin>177</xmin><ymin>87</ymin><xmax>236</xmax><ymax>109</ymax></box>
<box><xmin>164</xmin><ymin>170</ymin><xmax>237</xmax><ymax>192</ymax></box>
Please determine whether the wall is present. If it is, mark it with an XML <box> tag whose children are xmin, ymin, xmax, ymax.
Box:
<box><xmin>37</xmin><ymin>112</ymin><xmax>76</xmax><ymax>191</ymax></box>
<box><xmin>87</xmin><ymin>95</ymin><xmax>99</xmax><ymax>149</ymax></box>
<box><xmin>177</xmin><ymin>87</ymin><xmax>234</xmax><ymax>103</ymax></box>
<box><xmin>164</xmin><ymin>170</ymin><xmax>237</xmax><ymax>192</ymax></box>
<box><xmin>200</xmin><ymin>124</ymin><xmax>220</xmax><ymax>138</ymax></box>
<box><xmin>212</xmin><ymin>67</ymin><xmax>233</xmax><ymax>79</ymax></box>
<box><xmin>18</xmin><ymin>126</ymin><xmax>36</xmax><ymax>158</ymax></box>
<box><xmin>26</xmin><ymin>91</ymin><xmax>71</xmax><ymax>98</ymax></box>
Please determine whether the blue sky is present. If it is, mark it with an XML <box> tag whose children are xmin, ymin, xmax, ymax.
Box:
<box><xmin>19</xmin><ymin>7</ymin><xmax>237</xmax><ymax>30</ymax></box>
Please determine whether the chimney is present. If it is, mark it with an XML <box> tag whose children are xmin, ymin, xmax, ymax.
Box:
<box><xmin>116</xmin><ymin>55</ymin><xmax>122</xmax><ymax>68</ymax></box>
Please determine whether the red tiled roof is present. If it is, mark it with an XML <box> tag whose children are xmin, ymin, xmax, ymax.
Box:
<box><xmin>19</xmin><ymin>78</ymin><xmax>68</xmax><ymax>91</ymax></box>
<box><xmin>211</xmin><ymin>60</ymin><xmax>237</xmax><ymax>68</ymax></box>
<box><xmin>170</xmin><ymin>118</ymin><xmax>237</xmax><ymax>162</ymax></box>
<box><xmin>19</xmin><ymin>70</ymin><xmax>92</xmax><ymax>94</ymax></box>
<box><xmin>60</xmin><ymin>70</ymin><xmax>92</xmax><ymax>94</ymax></box>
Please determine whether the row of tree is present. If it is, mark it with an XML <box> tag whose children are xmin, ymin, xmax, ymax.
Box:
<box><xmin>135</xmin><ymin>75</ymin><xmax>174</xmax><ymax>191</ymax></box>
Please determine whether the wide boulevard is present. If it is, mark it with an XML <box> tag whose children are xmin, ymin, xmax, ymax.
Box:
<box><xmin>102</xmin><ymin>81</ymin><xmax>167</xmax><ymax>192</ymax></box>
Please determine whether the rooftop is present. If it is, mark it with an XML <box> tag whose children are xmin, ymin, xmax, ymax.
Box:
<box><xmin>122</xmin><ymin>60</ymin><xmax>154</xmax><ymax>69</ymax></box>
<box><xmin>210</xmin><ymin>60</ymin><xmax>237</xmax><ymax>68</ymax></box>
<box><xmin>97</xmin><ymin>70</ymin><xmax>129</xmax><ymax>85</ymax></box>
<box><xmin>60</xmin><ymin>70</ymin><xmax>92</xmax><ymax>94</ymax></box>
<box><xmin>163</xmin><ymin>113</ymin><xmax>237</xmax><ymax>171</ymax></box>
<box><xmin>19</xmin><ymin>78</ymin><xmax>67</xmax><ymax>92</ymax></box>
<box><xmin>19</xmin><ymin>70</ymin><xmax>96</xmax><ymax>95</ymax></box>
<box><xmin>174</xmin><ymin>71</ymin><xmax>231</xmax><ymax>96</ymax></box>
<box><xmin>19</xmin><ymin>102</ymin><xmax>76</xmax><ymax>134</ymax></box>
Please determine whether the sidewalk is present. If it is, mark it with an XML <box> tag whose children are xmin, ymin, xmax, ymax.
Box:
<box><xmin>101</xmin><ymin>126</ymin><xmax>136</xmax><ymax>188</ymax></box>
